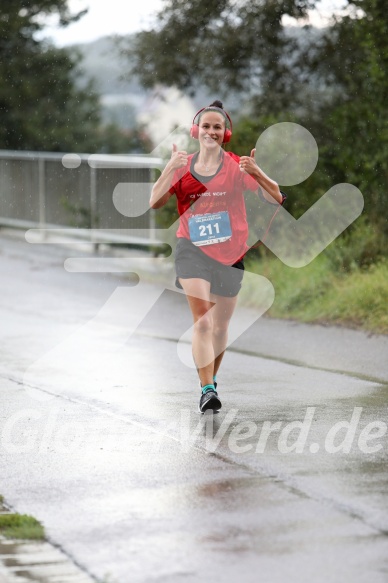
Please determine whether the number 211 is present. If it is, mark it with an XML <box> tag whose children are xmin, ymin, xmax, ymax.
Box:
<box><xmin>199</xmin><ymin>223</ymin><xmax>220</xmax><ymax>237</ymax></box>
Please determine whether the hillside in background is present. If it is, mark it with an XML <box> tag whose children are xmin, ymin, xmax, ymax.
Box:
<box><xmin>66</xmin><ymin>34</ymin><xmax>245</xmax><ymax>136</ymax></box>
<box><xmin>67</xmin><ymin>27</ymin><xmax>323</xmax><ymax>139</ymax></box>
<box><xmin>67</xmin><ymin>35</ymin><xmax>215</xmax><ymax>135</ymax></box>
<box><xmin>68</xmin><ymin>35</ymin><xmax>147</xmax><ymax>129</ymax></box>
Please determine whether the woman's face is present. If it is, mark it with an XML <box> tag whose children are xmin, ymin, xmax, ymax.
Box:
<box><xmin>198</xmin><ymin>111</ymin><xmax>225</xmax><ymax>148</ymax></box>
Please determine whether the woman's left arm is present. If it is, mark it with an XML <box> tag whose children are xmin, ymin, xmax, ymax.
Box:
<box><xmin>239</xmin><ymin>148</ymin><xmax>283</xmax><ymax>204</ymax></box>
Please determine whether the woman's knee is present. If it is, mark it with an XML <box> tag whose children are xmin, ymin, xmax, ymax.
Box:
<box><xmin>194</xmin><ymin>312</ymin><xmax>213</xmax><ymax>335</ymax></box>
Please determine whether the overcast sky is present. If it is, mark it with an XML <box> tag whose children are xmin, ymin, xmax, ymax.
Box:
<box><xmin>43</xmin><ymin>0</ymin><xmax>164</xmax><ymax>46</ymax></box>
<box><xmin>44</xmin><ymin>0</ymin><xmax>347</xmax><ymax>47</ymax></box>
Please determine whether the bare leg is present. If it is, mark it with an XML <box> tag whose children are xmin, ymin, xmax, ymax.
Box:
<box><xmin>210</xmin><ymin>293</ymin><xmax>238</xmax><ymax>379</ymax></box>
<box><xmin>178</xmin><ymin>278</ymin><xmax>215</xmax><ymax>387</ymax></box>
<box><xmin>179</xmin><ymin>277</ymin><xmax>239</xmax><ymax>388</ymax></box>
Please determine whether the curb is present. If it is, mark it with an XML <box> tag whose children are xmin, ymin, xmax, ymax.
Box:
<box><xmin>0</xmin><ymin>501</ymin><xmax>96</xmax><ymax>583</ymax></box>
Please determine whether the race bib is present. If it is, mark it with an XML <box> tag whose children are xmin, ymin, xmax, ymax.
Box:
<box><xmin>188</xmin><ymin>211</ymin><xmax>232</xmax><ymax>246</ymax></box>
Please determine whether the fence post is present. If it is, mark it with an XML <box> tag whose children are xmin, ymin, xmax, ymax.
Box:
<box><xmin>38</xmin><ymin>156</ymin><xmax>46</xmax><ymax>240</ymax></box>
<box><xmin>90</xmin><ymin>165</ymin><xmax>98</xmax><ymax>252</ymax></box>
<box><xmin>150</xmin><ymin>167</ymin><xmax>156</xmax><ymax>242</ymax></box>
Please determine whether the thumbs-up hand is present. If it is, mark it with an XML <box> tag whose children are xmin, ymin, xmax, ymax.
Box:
<box><xmin>169</xmin><ymin>143</ymin><xmax>188</xmax><ymax>170</ymax></box>
<box><xmin>239</xmin><ymin>148</ymin><xmax>258</xmax><ymax>174</ymax></box>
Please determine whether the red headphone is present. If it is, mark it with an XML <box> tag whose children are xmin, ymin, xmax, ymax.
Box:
<box><xmin>190</xmin><ymin>106</ymin><xmax>233</xmax><ymax>143</ymax></box>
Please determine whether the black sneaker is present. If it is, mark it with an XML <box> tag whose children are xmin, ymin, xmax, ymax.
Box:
<box><xmin>199</xmin><ymin>390</ymin><xmax>222</xmax><ymax>413</ymax></box>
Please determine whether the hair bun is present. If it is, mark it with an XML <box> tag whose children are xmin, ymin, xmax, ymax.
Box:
<box><xmin>209</xmin><ymin>100</ymin><xmax>223</xmax><ymax>109</ymax></box>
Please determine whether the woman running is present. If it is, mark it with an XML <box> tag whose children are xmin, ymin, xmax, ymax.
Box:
<box><xmin>150</xmin><ymin>100</ymin><xmax>285</xmax><ymax>413</ymax></box>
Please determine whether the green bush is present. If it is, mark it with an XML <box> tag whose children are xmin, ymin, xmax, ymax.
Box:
<box><xmin>323</xmin><ymin>217</ymin><xmax>384</xmax><ymax>273</ymax></box>
<box><xmin>241</xmin><ymin>250</ymin><xmax>388</xmax><ymax>334</ymax></box>
<box><xmin>0</xmin><ymin>514</ymin><xmax>45</xmax><ymax>540</ymax></box>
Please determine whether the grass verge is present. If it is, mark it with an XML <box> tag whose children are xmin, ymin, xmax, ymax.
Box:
<box><xmin>0</xmin><ymin>507</ymin><xmax>45</xmax><ymax>541</ymax></box>
<box><xmin>240</xmin><ymin>254</ymin><xmax>388</xmax><ymax>334</ymax></box>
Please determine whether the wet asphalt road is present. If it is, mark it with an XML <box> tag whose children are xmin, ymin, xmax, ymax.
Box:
<box><xmin>0</xmin><ymin>229</ymin><xmax>388</xmax><ymax>583</ymax></box>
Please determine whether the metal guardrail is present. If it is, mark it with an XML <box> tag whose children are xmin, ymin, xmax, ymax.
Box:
<box><xmin>0</xmin><ymin>150</ymin><xmax>164</xmax><ymax>247</ymax></box>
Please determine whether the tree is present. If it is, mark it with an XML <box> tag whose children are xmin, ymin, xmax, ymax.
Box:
<box><xmin>125</xmin><ymin>0</ymin><xmax>315</xmax><ymax>105</ymax></box>
<box><xmin>0</xmin><ymin>1</ymin><xmax>108</xmax><ymax>152</ymax></box>
<box><xmin>309</xmin><ymin>0</ymin><xmax>388</xmax><ymax>234</ymax></box>
<box><xmin>126</xmin><ymin>0</ymin><xmax>388</xmax><ymax>244</ymax></box>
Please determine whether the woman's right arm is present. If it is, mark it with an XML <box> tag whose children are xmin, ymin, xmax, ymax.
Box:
<box><xmin>150</xmin><ymin>144</ymin><xmax>188</xmax><ymax>209</ymax></box>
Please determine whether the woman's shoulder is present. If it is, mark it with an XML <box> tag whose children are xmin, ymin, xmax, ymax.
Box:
<box><xmin>224</xmin><ymin>151</ymin><xmax>240</xmax><ymax>164</ymax></box>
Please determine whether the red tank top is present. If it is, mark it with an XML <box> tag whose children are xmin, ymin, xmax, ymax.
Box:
<box><xmin>169</xmin><ymin>151</ymin><xmax>260</xmax><ymax>265</ymax></box>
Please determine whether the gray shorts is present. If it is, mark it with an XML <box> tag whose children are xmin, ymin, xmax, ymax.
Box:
<box><xmin>175</xmin><ymin>237</ymin><xmax>244</xmax><ymax>298</ymax></box>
